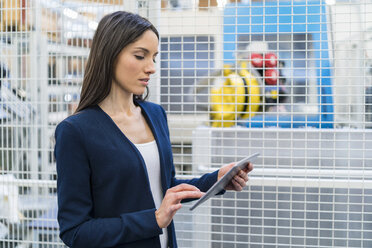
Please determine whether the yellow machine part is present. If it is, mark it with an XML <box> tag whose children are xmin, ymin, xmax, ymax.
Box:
<box><xmin>210</xmin><ymin>68</ymin><xmax>261</xmax><ymax>127</ymax></box>
<box><xmin>239</xmin><ymin>68</ymin><xmax>261</xmax><ymax>119</ymax></box>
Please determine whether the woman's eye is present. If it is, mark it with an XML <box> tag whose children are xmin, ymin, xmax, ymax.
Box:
<box><xmin>153</xmin><ymin>59</ymin><xmax>157</xmax><ymax>63</ymax></box>
<box><xmin>135</xmin><ymin>55</ymin><xmax>144</xmax><ymax>60</ymax></box>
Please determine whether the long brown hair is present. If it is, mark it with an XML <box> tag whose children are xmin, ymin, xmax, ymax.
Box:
<box><xmin>75</xmin><ymin>11</ymin><xmax>159</xmax><ymax>113</ymax></box>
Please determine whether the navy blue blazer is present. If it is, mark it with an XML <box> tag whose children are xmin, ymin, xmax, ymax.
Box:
<box><xmin>54</xmin><ymin>100</ymin><xmax>220</xmax><ymax>248</ymax></box>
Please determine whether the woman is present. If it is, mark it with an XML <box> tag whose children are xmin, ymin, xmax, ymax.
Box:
<box><xmin>54</xmin><ymin>11</ymin><xmax>253</xmax><ymax>248</ymax></box>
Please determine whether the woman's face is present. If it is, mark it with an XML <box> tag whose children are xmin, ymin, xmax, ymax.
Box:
<box><xmin>113</xmin><ymin>30</ymin><xmax>159</xmax><ymax>96</ymax></box>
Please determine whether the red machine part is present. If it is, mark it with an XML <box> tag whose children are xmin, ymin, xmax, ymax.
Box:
<box><xmin>250</xmin><ymin>53</ymin><xmax>263</xmax><ymax>68</ymax></box>
<box><xmin>264</xmin><ymin>53</ymin><xmax>278</xmax><ymax>68</ymax></box>
<box><xmin>264</xmin><ymin>69</ymin><xmax>279</xmax><ymax>85</ymax></box>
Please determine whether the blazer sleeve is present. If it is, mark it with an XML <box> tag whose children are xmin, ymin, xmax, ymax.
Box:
<box><xmin>55</xmin><ymin>120</ymin><xmax>162</xmax><ymax>248</ymax></box>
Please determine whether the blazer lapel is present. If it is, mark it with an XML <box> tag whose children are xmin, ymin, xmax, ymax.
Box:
<box><xmin>137</xmin><ymin>101</ymin><xmax>168</xmax><ymax>196</ymax></box>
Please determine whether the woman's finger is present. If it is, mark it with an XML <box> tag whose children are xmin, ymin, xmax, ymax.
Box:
<box><xmin>173</xmin><ymin>190</ymin><xmax>204</xmax><ymax>202</ymax></box>
<box><xmin>238</xmin><ymin>170</ymin><xmax>249</xmax><ymax>182</ymax></box>
<box><xmin>170</xmin><ymin>203</ymin><xmax>182</xmax><ymax>212</ymax></box>
<box><xmin>233</xmin><ymin>175</ymin><xmax>247</xmax><ymax>188</ymax></box>
<box><xmin>156</xmin><ymin>185</ymin><xmax>203</xmax><ymax>228</ymax></box>
<box><xmin>168</xmin><ymin>183</ymin><xmax>201</xmax><ymax>193</ymax></box>
<box><xmin>231</xmin><ymin>178</ymin><xmax>243</xmax><ymax>191</ymax></box>
<box><xmin>243</xmin><ymin>162</ymin><xmax>254</xmax><ymax>172</ymax></box>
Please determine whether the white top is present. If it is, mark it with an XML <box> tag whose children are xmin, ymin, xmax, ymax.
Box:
<box><xmin>134</xmin><ymin>140</ymin><xmax>168</xmax><ymax>248</ymax></box>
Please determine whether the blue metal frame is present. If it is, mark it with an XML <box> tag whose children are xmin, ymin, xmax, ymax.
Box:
<box><xmin>223</xmin><ymin>1</ymin><xmax>333</xmax><ymax>128</ymax></box>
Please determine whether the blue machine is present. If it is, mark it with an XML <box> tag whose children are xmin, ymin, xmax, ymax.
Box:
<box><xmin>223</xmin><ymin>1</ymin><xmax>333</xmax><ymax>128</ymax></box>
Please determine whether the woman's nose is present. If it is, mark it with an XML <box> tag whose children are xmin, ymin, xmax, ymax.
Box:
<box><xmin>145</xmin><ymin>60</ymin><xmax>156</xmax><ymax>75</ymax></box>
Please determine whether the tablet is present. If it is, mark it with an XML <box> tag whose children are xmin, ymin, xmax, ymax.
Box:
<box><xmin>189</xmin><ymin>152</ymin><xmax>259</xmax><ymax>211</ymax></box>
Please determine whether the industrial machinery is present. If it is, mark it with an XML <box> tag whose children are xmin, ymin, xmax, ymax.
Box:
<box><xmin>193</xmin><ymin>46</ymin><xmax>288</xmax><ymax>128</ymax></box>
<box><xmin>222</xmin><ymin>1</ymin><xmax>333</xmax><ymax>128</ymax></box>
<box><xmin>209</xmin><ymin>50</ymin><xmax>288</xmax><ymax>127</ymax></box>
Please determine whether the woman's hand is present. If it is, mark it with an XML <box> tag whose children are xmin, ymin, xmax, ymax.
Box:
<box><xmin>218</xmin><ymin>162</ymin><xmax>253</xmax><ymax>191</ymax></box>
<box><xmin>155</xmin><ymin>184</ymin><xmax>204</xmax><ymax>228</ymax></box>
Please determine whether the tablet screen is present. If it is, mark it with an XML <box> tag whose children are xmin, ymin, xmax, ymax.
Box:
<box><xmin>189</xmin><ymin>152</ymin><xmax>259</xmax><ymax>211</ymax></box>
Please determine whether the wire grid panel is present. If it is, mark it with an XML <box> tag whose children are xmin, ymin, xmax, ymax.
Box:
<box><xmin>0</xmin><ymin>0</ymin><xmax>131</xmax><ymax>247</ymax></box>
<box><xmin>161</xmin><ymin>1</ymin><xmax>372</xmax><ymax>248</ymax></box>
<box><xmin>0</xmin><ymin>0</ymin><xmax>372</xmax><ymax>247</ymax></box>
<box><xmin>184</xmin><ymin>127</ymin><xmax>372</xmax><ymax>247</ymax></box>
